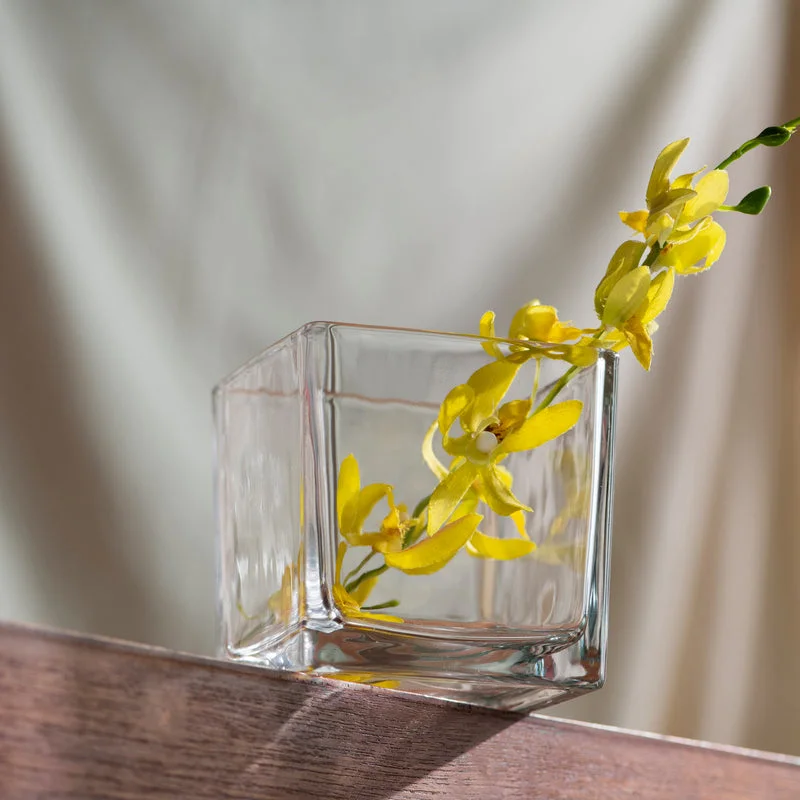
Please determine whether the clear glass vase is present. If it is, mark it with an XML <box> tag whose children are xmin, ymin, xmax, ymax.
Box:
<box><xmin>215</xmin><ymin>321</ymin><xmax>617</xmax><ymax>712</ymax></box>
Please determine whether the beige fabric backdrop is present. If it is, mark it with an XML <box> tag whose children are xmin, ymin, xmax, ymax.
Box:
<box><xmin>0</xmin><ymin>0</ymin><xmax>798</xmax><ymax>755</ymax></box>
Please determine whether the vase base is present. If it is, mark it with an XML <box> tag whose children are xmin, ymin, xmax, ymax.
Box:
<box><xmin>226</xmin><ymin>621</ymin><xmax>603</xmax><ymax>713</ymax></box>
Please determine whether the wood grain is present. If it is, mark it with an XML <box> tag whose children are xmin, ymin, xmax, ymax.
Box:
<box><xmin>0</xmin><ymin>623</ymin><xmax>797</xmax><ymax>799</ymax></box>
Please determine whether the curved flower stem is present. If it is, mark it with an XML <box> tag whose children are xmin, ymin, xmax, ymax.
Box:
<box><xmin>361</xmin><ymin>599</ymin><xmax>400</xmax><ymax>611</ymax></box>
<box><xmin>344</xmin><ymin>550</ymin><xmax>377</xmax><ymax>584</ymax></box>
<box><xmin>345</xmin><ymin>562</ymin><xmax>388</xmax><ymax>594</ymax></box>
<box><xmin>716</xmin><ymin>116</ymin><xmax>798</xmax><ymax>170</ymax></box>
<box><xmin>534</xmin><ymin>328</ymin><xmax>610</xmax><ymax>414</ymax></box>
<box><xmin>533</xmin><ymin>364</ymin><xmax>581</xmax><ymax>414</ymax></box>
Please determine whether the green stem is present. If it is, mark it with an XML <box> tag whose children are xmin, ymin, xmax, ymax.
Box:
<box><xmin>716</xmin><ymin>141</ymin><xmax>758</xmax><ymax>170</ymax></box>
<box><xmin>643</xmin><ymin>241</ymin><xmax>661</xmax><ymax>267</ymax></box>
<box><xmin>533</xmin><ymin>326</ymin><xmax>610</xmax><ymax>414</ymax></box>
<box><xmin>361</xmin><ymin>599</ymin><xmax>400</xmax><ymax>611</ymax></box>
<box><xmin>533</xmin><ymin>364</ymin><xmax>580</xmax><ymax>413</ymax></box>
<box><xmin>345</xmin><ymin>563</ymin><xmax>388</xmax><ymax>594</ymax></box>
<box><xmin>344</xmin><ymin>550</ymin><xmax>376</xmax><ymax>584</ymax></box>
<box><xmin>716</xmin><ymin>116</ymin><xmax>799</xmax><ymax>170</ymax></box>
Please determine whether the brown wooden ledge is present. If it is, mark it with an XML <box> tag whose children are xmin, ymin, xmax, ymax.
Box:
<box><xmin>0</xmin><ymin>622</ymin><xmax>797</xmax><ymax>798</ymax></box>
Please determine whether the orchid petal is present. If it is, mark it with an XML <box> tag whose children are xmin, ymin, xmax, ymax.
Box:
<box><xmin>463</xmin><ymin>359</ymin><xmax>520</xmax><ymax>432</ymax></box>
<box><xmin>648</xmin><ymin>187</ymin><xmax>696</xmax><ymax>219</ymax></box>
<box><xmin>595</xmin><ymin>240</ymin><xmax>647</xmax><ymax>317</ymax></box>
<box><xmin>428</xmin><ymin>461</ymin><xmax>479</xmax><ymax>534</ymax></box>
<box><xmin>499</xmin><ymin>400</ymin><xmax>583</xmax><ymax>454</ymax></box>
<box><xmin>640</xmin><ymin>267</ymin><xmax>675</xmax><ymax>325</ymax></box>
<box><xmin>480</xmin><ymin>466</ymin><xmax>531</xmax><ymax>516</ymax></box>
<box><xmin>497</xmin><ymin>398</ymin><xmax>532</xmax><ymax>426</ymax></box>
<box><xmin>619</xmin><ymin>209</ymin><xmax>648</xmax><ymax>233</ymax></box>
<box><xmin>333</xmin><ymin>582</ymin><xmax>403</xmax><ymax>623</ymax></box>
<box><xmin>681</xmin><ymin>169</ymin><xmax>728</xmax><ymax>223</ymax></box>
<box><xmin>646</xmin><ymin>138</ymin><xmax>690</xmax><ymax>207</ymax></box>
<box><xmin>438</xmin><ymin>384</ymin><xmax>474</xmax><ymax>436</ymax></box>
<box><xmin>422</xmin><ymin>420</ymin><xmax>448</xmax><ymax>480</ymax></box>
<box><xmin>511</xmin><ymin>510</ymin><xmax>529</xmax><ymax>539</ymax></box>
<box><xmin>479</xmin><ymin>310</ymin><xmax>504</xmax><ymax>359</ymax></box>
<box><xmin>623</xmin><ymin>316</ymin><xmax>653</xmax><ymax>370</ymax></box>
<box><xmin>384</xmin><ymin>513</ymin><xmax>482</xmax><ymax>574</ymax></box>
<box><xmin>601</xmin><ymin>266</ymin><xmax>651</xmax><ymax>327</ymax></box>
<box><xmin>350</xmin><ymin>483</ymin><xmax>392</xmax><ymax>533</ymax></box>
<box><xmin>672</xmin><ymin>167</ymin><xmax>705</xmax><ymax>190</ymax></box>
<box><xmin>337</xmin><ymin>454</ymin><xmax>360</xmax><ymax>531</ymax></box>
<box><xmin>659</xmin><ymin>219</ymin><xmax>726</xmax><ymax>274</ymax></box>
<box><xmin>467</xmin><ymin>530</ymin><xmax>536</xmax><ymax>559</ymax></box>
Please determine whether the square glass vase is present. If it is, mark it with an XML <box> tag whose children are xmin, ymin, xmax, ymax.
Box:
<box><xmin>215</xmin><ymin>321</ymin><xmax>617</xmax><ymax>713</ymax></box>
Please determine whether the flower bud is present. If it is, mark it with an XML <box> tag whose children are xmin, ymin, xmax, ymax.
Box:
<box><xmin>755</xmin><ymin>126</ymin><xmax>792</xmax><ymax>147</ymax></box>
<box><xmin>730</xmin><ymin>186</ymin><xmax>772</xmax><ymax>215</ymax></box>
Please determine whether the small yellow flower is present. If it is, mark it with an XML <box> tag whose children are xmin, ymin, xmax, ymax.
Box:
<box><xmin>337</xmin><ymin>454</ymin><xmax>407</xmax><ymax>553</ymax></box>
<box><xmin>337</xmin><ymin>453</ymin><xmax>485</xmax><ymax>577</ymax></box>
<box><xmin>479</xmin><ymin>305</ymin><xmax>587</xmax><ymax>364</ymax></box>
<box><xmin>507</xmin><ymin>302</ymin><xmax>583</xmax><ymax>344</ymax></box>
<box><xmin>620</xmin><ymin>138</ymin><xmax>728</xmax><ymax>273</ymax></box>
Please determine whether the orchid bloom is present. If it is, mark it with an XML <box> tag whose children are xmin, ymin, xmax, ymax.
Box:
<box><xmin>428</xmin><ymin>359</ymin><xmax>582</xmax><ymax>535</ymax></box>
<box><xmin>478</xmin><ymin>304</ymin><xmax>596</xmax><ymax>368</ymax></box>
<box><xmin>620</xmin><ymin>138</ymin><xmax>728</xmax><ymax>273</ymax></box>
<box><xmin>598</xmin><ymin>260</ymin><xmax>676</xmax><ymax>369</ymax></box>
<box><xmin>479</xmin><ymin>302</ymin><xmax>582</xmax><ymax>347</ymax></box>
<box><xmin>336</xmin><ymin>453</ymin><xmax>484</xmax><ymax>577</ymax></box>
<box><xmin>337</xmin><ymin>454</ymin><xmax>409</xmax><ymax>554</ymax></box>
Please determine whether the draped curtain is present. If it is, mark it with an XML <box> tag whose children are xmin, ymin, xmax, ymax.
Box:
<box><xmin>0</xmin><ymin>0</ymin><xmax>798</xmax><ymax>754</ymax></box>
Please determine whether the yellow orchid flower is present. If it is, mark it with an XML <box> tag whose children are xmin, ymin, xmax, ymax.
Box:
<box><xmin>601</xmin><ymin>265</ymin><xmax>676</xmax><ymax>370</ymax></box>
<box><xmin>430</xmin><ymin>359</ymin><xmax>583</xmax><ymax>533</ymax></box>
<box><xmin>619</xmin><ymin>138</ymin><xmax>728</xmax><ymax>273</ymax></box>
<box><xmin>508</xmin><ymin>301</ymin><xmax>583</xmax><ymax>344</ymax></box>
<box><xmin>478</xmin><ymin>306</ymin><xmax>596</xmax><ymax>369</ymax></box>
<box><xmin>336</xmin><ymin>453</ymin><xmax>488</xmax><ymax>578</ymax></box>
<box><xmin>337</xmin><ymin>454</ymin><xmax>409</xmax><ymax>553</ymax></box>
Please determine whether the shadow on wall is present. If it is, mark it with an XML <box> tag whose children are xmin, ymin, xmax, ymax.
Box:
<box><xmin>0</xmin><ymin>139</ymin><xmax>160</xmax><ymax>643</ymax></box>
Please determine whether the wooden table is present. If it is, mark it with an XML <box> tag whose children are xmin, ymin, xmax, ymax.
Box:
<box><xmin>0</xmin><ymin>622</ymin><xmax>797</xmax><ymax>798</ymax></box>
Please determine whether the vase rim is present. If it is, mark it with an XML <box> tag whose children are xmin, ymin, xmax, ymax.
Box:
<box><xmin>213</xmin><ymin>319</ymin><xmax>618</xmax><ymax>394</ymax></box>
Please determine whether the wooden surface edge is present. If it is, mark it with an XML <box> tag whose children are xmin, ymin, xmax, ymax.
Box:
<box><xmin>0</xmin><ymin>621</ymin><xmax>798</xmax><ymax>798</ymax></box>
